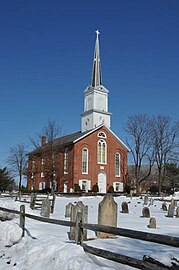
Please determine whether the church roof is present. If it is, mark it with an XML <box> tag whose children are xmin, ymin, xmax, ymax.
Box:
<box><xmin>29</xmin><ymin>124</ymin><xmax>130</xmax><ymax>155</ymax></box>
<box><xmin>28</xmin><ymin>129</ymin><xmax>90</xmax><ymax>155</ymax></box>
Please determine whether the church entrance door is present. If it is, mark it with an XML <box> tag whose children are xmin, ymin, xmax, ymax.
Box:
<box><xmin>98</xmin><ymin>172</ymin><xmax>106</xmax><ymax>193</ymax></box>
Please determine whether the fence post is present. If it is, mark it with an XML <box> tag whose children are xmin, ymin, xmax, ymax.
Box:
<box><xmin>75</xmin><ymin>212</ymin><xmax>83</xmax><ymax>245</ymax></box>
<box><xmin>51</xmin><ymin>194</ymin><xmax>56</xmax><ymax>213</ymax></box>
<box><xmin>20</xmin><ymin>205</ymin><xmax>25</xmax><ymax>237</ymax></box>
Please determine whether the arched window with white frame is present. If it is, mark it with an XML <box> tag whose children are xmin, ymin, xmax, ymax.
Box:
<box><xmin>98</xmin><ymin>131</ymin><xmax>107</xmax><ymax>138</ymax></box>
<box><xmin>98</xmin><ymin>140</ymin><xmax>107</xmax><ymax>164</ymax></box>
<box><xmin>115</xmin><ymin>152</ymin><xmax>120</xmax><ymax>177</ymax></box>
<box><xmin>82</xmin><ymin>148</ymin><xmax>88</xmax><ymax>174</ymax></box>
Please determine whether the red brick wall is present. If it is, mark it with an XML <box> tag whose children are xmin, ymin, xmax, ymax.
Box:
<box><xmin>73</xmin><ymin>127</ymin><xmax>128</xmax><ymax>191</ymax></box>
<box><xmin>27</xmin><ymin>127</ymin><xmax>128</xmax><ymax>192</ymax></box>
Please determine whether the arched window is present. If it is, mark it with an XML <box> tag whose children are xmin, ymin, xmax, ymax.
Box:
<box><xmin>98</xmin><ymin>131</ymin><xmax>106</xmax><ymax>138</ymax></box>
<box><xmin>98</xmin><ymin>140</ymin><xmax>107</xmax><ymax>164</ymax></box>
<box><xmin>64</xmin><ymin>148</ymin><xmax>68</xmax><ymax>174</ymax></box>
<box><xmin>115</xmin><ymin>152</ymin><xmax>120</xmax><ymax>177</ymax></box>
<box><xmin>82</xmin><ymin>148</ymin><xmax>88</xmax><ymax>174</ymax></box>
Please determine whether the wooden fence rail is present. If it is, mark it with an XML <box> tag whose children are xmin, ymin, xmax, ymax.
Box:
<box><xmin>0</xmin><ymin>205</ymin><xmax>178</xmax><ymax>270</ymax></box>
<box><xmin>80</xmin><ymin>223</ymin><xmax>179</xmax><ymax>247</ymax></box>
<box><xmin>82</xmin><ymin>244</ymin><xmax>172</xmax><ymax>270</ymax></box>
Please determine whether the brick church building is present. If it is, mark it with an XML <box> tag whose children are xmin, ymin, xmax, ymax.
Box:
<box><xmin>27</xmin><ymin>31</ymin><xmax>129</xmax><ymax>193</ymax></box>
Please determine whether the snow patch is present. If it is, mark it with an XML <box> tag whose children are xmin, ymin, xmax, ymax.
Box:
<box><xmin>0</xmin><ymin>221</ymin><xmax>22</xmax><ymax>246</ymax></box>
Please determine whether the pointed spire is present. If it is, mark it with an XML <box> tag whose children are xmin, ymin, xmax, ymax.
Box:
<box><xmin>91</xmin><ymin>30</ymin><xmax>102</xmax><ymax>87</ymax></box>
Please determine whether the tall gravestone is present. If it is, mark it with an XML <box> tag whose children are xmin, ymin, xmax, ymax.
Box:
<box><xmin>40</xmin><ymin>198</ymin><xmax>51</xmax><ymax>218</ymax></box>
<box><xmin>121</xmin><ymin>201</ymin><xmax>129</xmax><ymax>213</ymax></box>
<box><xmin>167</xmin><ymin>204</ymin><xmax>174</xmax><ymax>218</ymax></box>
<box><xmin>149</xmin><ymin>197</ymin><xmax>154</xmax><ymax>206</ymax></box>
<box><xmin>144</xmin><ymin>195</ymin><xmax>148</xmax><ymax>205</ymax></box>
<box><xmin>30</xmin><ymin>193</ymin><xmax>36</xmax><ymax>209</ymax></box>
<box><xmin>98</xmin><ymin>194</ymin><xmax>117</xmax><ymax>238</ymax></box>
<box><xmin>65</xmin><ymin>202</ymin><xmax>74</xmax><ymax>217</ymax></box>
<box><xmin>70</xmin><ymin>201</ymin><xmax>88</xmax><ymax>241</ymax></box>
<box><xmin>176</xmin><ymin>206</ymin><xmax>179</xmax><ymax>218</ymax></box>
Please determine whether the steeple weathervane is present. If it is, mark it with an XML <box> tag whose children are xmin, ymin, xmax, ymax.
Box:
<box><xmin>91</xmin><ymin>30</ymin><xmax>102</xmax><ymax>87</ymax></box>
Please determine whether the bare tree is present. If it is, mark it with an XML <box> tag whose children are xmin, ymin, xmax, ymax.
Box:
<box><xmin>151</xmin><ymin>115</ymin><xmax>179</xmax><ymax>195</ymax></box>
<box><xmin>125</xmin><ymin>114</ymin><xmax>154</xmax><ymax>195</ymax></box>
<box><xmin>30</xmin><ymin>119</ymin><xmax>63</xmax><ymax>192</ymax></box>
<box><xmin>7</xmin><ymin>143</ymin><xmax>28</xmax><ymax>190</ymax></box>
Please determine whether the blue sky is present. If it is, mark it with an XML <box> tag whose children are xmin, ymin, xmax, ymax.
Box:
<box><xmin>0</xmin><ymin>0</ymin><xmax>179</xmax><ymax>167</ymax></box>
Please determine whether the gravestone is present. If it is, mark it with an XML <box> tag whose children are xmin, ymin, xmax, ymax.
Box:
<box><xmin>40</xmin><ymin>198</ymin><xmax>51</xmax><ymax>218</ymax></box>
<box><xmin>176</xmin><ymin>206</ymin><xmax>179</xmax><ymax>218</ymax></box>
<box><xmin>162</xmin><ymin>202</ymin><xmax>167</xmax><ymax>211</ymax></box>
<box><xmin>70</xmin><ymin>201</ymin><xmax>88</xmax><ymax>241</ymax></box>
<box><xmin>144</xmin><ymin>195</ymin><xmax>148</xmax><ymax>205</ymax></box>
<box><xmin>98</xmin><ymin>194</ymin><xmax>117</xmax><ymax>238</ymax></box>
<box><xmin>149</xmin><ymin>217</ymin><xmax>156</xmax><ymax>229</ymax></box>
<box><xmin>167</xmin><ymin>204</ymin><xmax>174</xmax><ymax>218</ymax></box>
<box><xmin>65</xmin><ymin>202</ymin><xmax>74</xmax><ymax>217</ymax></box>
<box><xmin>30</xmin><ymin>193</ymin><xmax>36</xmax><ymax>209</ymax></box>
<box><xmin>121</xmin><ymin>201</ymin><xmax>129</xmax><ymax>213</ymax></box>
<box><xmin>149</xmin><ymin>198</ymin><xmax>154</xmax><ymax>206</ymax></box>
<box><xmin>171</xmin><ymin>198</ymin><xmax>175</xmax><ymax>207</ymax></box>
<box><xmin>142</xmin><ymin>207</ymin><xmax>150</xmax><ymax>218</ymax></box>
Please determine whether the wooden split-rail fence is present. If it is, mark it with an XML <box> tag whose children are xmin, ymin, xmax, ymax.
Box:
<box><xmin>14</xmin><ymin>192</ymin><xmax>56</xmax><ymax>213</ymax></box>
<box><xmin>0</xmin><ymin>205</ymin><xmax>178</xmax><ymax>270</ymax></box>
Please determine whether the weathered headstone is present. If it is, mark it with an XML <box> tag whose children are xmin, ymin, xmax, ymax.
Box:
<box><xmin>149</xmin><ymin>197</ymin><xmax>154</xmax><ymax>206</ymax></box>
<box><xmin>162</xmin><ymin>202</ymin><xmax>167</xmax><ymax>211</ymax></box>
<box><xmin>70</xmin><ymin>201</ymin><xmax>88</xmax><ymax>241</ymax></box>
<box><xmin>98</xmin><ymin>194</ymin><xmax>117</xmax><ymax>238</ymax></box>
<box><xmin>144</xmin><ymin>195</ymin><xmax>148</xmax><ymax>205</ymax></box>
<box><xmin>40</xmin><ymin>198</ymin><xmax>51</xmax><ymax>218</ymax></box>
<box><xmin>171</xmin><ymin>198</ymin><xmax>175</xmax><ymax>207</ymax></box>
<box><xmin>142</xmin><ymin>207</ymin><xmax>150</xmax><ymax>218</ymax></box>
<box><xmin>30</xmin><ymin>193</ymin><xmax>36</xmax><ymax>209</ymax></box>
<box><xmin>65</xmin><ymin>202</ymin><xmax>74</xmax><ymax>217</ymax></box>
<box><xmin>167</xmin><ymin>204</ymin><xmax>174</xmax><ymax>218</ymax></box>
<box><xmin>121</xmin><ymin>201</ymin><xmax>129</xmax><ymax>213</ymax></box>
<box><xmin>149</xmin><ymin>217</ymin><xmax>156</xmax><ymax>229</ymax></box>
<box><xmin>176</xmin><ymin>206</ymin><xmax>179</xmax><ymax>218</ymax></box>
<box><xmin>50</xmin><ymin>194</ymin><xmax>56</xmax><ymax>213</ymax></box>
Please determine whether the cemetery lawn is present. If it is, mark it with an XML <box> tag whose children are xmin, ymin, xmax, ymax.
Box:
<box><xmin>0</xmin><ymin>194</ymin><xmax>179</xmax><ymax>270</ymax></box>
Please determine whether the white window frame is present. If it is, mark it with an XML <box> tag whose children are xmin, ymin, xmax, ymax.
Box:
<box><xmin>113</xmin><ymin>182</ymin><xmax>123</xmax><ymax>192</ymax></box>
<box><xmin>82</xmin><ymin>148</ymin><xmax>88</xmax><ymax>174</ymax></box>
<box><xmin>98</xmin><ymin>131</ymin><xmax>107</xmax><ymax>138</ymax></box>
<box><xmin>79</xmin><ymin>179</ymin><xmax>91</xmax><ymax>191</ymax></box>
<box><xmin>39</xmin><ymin>182</ymin><xmax>45</xmax><ymax>190</ymax></box>
<box><xmin>64</xmin><ymin>148</ymin><xmax>69</xmax><ymax>174</ymax></box>
<box><xmin>115</xmin><ymin>152</ymin><xmax>120</xmax><ymax>177</ymax></box>
<box><xmin>98</xmin><ymin>139</ymin><xmax>107</xmax><ymax>164</ymax></box>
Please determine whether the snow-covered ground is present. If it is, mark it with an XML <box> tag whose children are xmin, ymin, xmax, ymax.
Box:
<box><xmin>0</xmin><ymin>194</ymin><xmax>179</xmax><ymax>269</ymax></box>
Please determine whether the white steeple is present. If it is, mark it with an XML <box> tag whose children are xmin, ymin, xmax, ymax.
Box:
<box><xmin>91</xmin><ymin>30</ymin><xmax>102</xmax><ymax>87</ymax></box>
<box><xmin>81</xmin><ymin>31</ymin><xmax>111</xmax><ymax>132</ymax></box>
